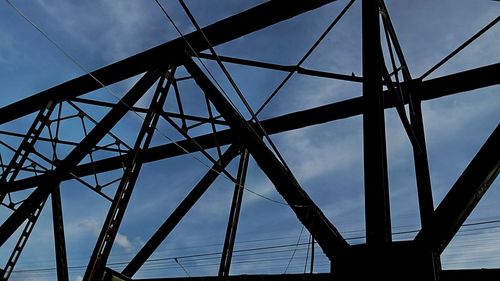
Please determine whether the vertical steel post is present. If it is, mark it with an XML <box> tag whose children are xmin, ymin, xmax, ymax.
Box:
<box><xmin>51</xmin><ymin>186</ymin><xmax>69</xmax><ymax>281</ymax></box>
<box><xmin>219</xmin><ymin>149</ymin><xmax>249</xmax><ymax>278</ymax></box>
<box><xmin>410</xmin><ymin>99</ymin><xmax>434</xmax><ymax>228</ymax></box>
<box><xmin>379</xmin><ymin>0</ymin><xmax>435</xmax><ymax>228</ymax></box>
<box><xmin>410</xmin><ymin>96</ymin><xmax>440</xmax><ymax>277</ymax></box>
<box><xmin>310</xmin><ymin>238</ymin><xmax>315</xmax><ymax>274</ymax></box>
<box><xmin>362</xmin><ymin>0</ymin><xmax>391</xmax><ymax>244</ymax></box>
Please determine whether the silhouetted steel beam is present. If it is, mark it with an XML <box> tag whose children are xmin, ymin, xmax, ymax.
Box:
<box><xmin>4</xmin><ymin>64</ymin><xmax>499</xmax><ymax>193</ymax></box>
<box><xmin>51</xmin><ymin>187</ymin><xmax>69</xmax><ymax>281</ymax></box>
<box><xmin>411</xmin><ymin>99</ymin><xmax>435</xmax><ymax>230</ymax></box>
<box><xmin>418</xmin><ymin>62</ymin><xmax>500</xmax><ymax>101</ymax></box>
<box><xmin>0</xmin><ymin>130</ymin><xmax>123</xmax><ymax>153</ymax></box>
<box><xmin>362</xmin><ymin>0</ymin><xmax>391</xmax><ymax>244</ymax></box>
<box><xmin>380</xmin><ymin>0</ymin><xmax>435</xmax><ymax>231</ymax></box>
<box><xmin>219</xmin><ymin>149</ymin><xmax>249</xmax><ymax>278</ymax></box>
<box><xmin>197</xmin><ymin>53</ymin><xmax>363</xmax><ymax>83</ymax></box>
<box><xmin>1</xmin><ymin>190</ymin><xmax>48</xmax><ymax>280</ymax></box>
<box><xmin>415</xmin><ymin>125</ymin><xmax>500</xmax><ymax>254</ymax></box>
<box><xmin>84</xmin><ymin>71</ymin><xmax>172</xmax><ymax>281</ymax></box>
<box><xmin>122</xmin><ymin>145</ymin><xmax>239</xmax><ymax>277</ymax></box>
<box><xmin>0</xmin><ymin>0</ymin><xmax>337</xmax><ymax>125</ymax></box>
<box><xmin>0</xmin><ymin>185</ymin><xmax>50</xmax><ymax>247</ymax></box>
<box><xmin>70</xmin><ymin>97</ymin><xmax>228</xmax><ymax>126</ymax></box>
<box><xmin>183</xmin><ymin>55</ymin><xmax>348</xmax><ymax>261</ymax></box>
<box><xmin>0</xmin><ymin>100</ymin><xmax>55</xmax><ymax>205</ymax></box>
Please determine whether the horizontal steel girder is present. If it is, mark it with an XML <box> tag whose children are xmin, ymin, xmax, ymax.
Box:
<box><xmin>4</xmin><ymin>63</ymin><xmax>499</xmax><ymax>193</ymax></box>
<box><xmin>0</xmin><ymin>0</ymin><xmax>337</xmax><ymax>125</ymax></box>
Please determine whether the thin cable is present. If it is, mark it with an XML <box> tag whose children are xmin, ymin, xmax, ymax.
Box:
<box><xmin>284</xmin><ymin>225</ymin><xmax>305</xmax><ymax>273</ymax></box>
<box><xmin>153</xmin><ymin>0</ymin><xmax>240</xmax><ymax>112</ymax></box>
<box><xmin>243</xmin><ymin>187</ymin><xmax>289</xmax><ymax>206</ymax></box>
<box><xmin>255</xmin><ymin>0</ymin><xmax>356</xmax><ymax>116</ymax></box>
<box><xmin>303</xmin><ymin>234</ymin><xmax>311</xmax><ymax>274</ymax></box>
<box><xmin>420</xmin><ymin>15</ymin><xmax>500</xmax><ymax>80</ymax></box>
<box><xmin>11</xmin><ymin>222</ymin><xmax>500</xmax><ymax>274</ymax></box>
<box><xmin>173</xmin><ymin>0</ymin><xmax>292</xmax><ymax>172</ymax></box>
<box><xmin>174</xmin><ymin>258</ymin><xmax>191</xmax><ymax>277</ymax></box>
<box><xmin>3</xmin><ymin>0</ymin><xmax>218</xmax><ymax>175</ymax></box>
<box><xmin>4</xmin><ymin>0</ymin><xmax>292</xmax><ymax>208</ymax></box>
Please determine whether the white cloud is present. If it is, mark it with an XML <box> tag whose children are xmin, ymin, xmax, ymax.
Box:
<box><xmin>77</xmin><ymin>218</ymin><xmax>100</xmax><ymax>234</ymax></box>
<box><xmin>115</xmin><ymin>232</ymin><xmax>133</xmax><ymax>251</ymax></box>
<box><xmin>421</xmin><ymin>91</ymin><xmax>500</xmax><ymax>144</ymax></box>
<box><xmin>275</xmin><ymin>123</ymin><xmax>362</xmax><ymax>182</ymax></box>
<box><xmin>99</xmin><ymin>0</ymin><xmax>154</xmax><ymax>61</ymax></box>
<box><xmin>69</xmin><ymin>218</ymin><xmax>134</xmax><ymax>251</ymax></box>
<box><xmin>33</xmin><ymin>0</ymin><xmax>164</xmax><ymax>66</ymax></box>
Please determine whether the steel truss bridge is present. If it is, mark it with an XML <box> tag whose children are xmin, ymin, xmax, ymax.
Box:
<box><xmin>0</xmin><ymin>0</ymin><xmax>499</xmax><ymax>280</ymax></box>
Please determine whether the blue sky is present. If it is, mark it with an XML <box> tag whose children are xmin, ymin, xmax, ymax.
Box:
<box><xmin>0</xmin><ymin>0</ymin><xmax>499</xmax><ymax>280</ymax></box>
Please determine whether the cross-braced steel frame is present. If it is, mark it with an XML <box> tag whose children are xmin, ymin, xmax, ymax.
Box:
<box><xmin>0</xmin><ymin>0</ymin><xmax>499</xmax><ymax>280</ymax></box>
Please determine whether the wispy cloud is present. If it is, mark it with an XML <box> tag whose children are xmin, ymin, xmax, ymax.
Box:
<box><xmin>276</xmin><ymin>125</ymin><xmax>361</xmax><ymax>182</ymax></box>
<box><xmin>69</xmin><ymin>218</ymin><xmax>135</xmax><ymax>251</ymax></box>
<box><xmin>115</xmin><ymin>232</ymin><xmax>133</xmax><ymax>251</ymax></box>
<box><xmin>0</xmin><ymin>27</ymin><xmax>16</xmax><ymax>63</ymax></box>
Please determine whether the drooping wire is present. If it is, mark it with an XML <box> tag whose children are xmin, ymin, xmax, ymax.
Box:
<box><xmin>284</xmin><ymin>225</ymin><xmax>305</xmax><ymax>273</ymax></box>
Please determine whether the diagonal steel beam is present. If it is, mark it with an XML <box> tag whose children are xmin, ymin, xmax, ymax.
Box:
<box><xmin>121</xmin><ymin>145</ymin><xmax>239</xmax><ymax>277</ymax></box>
<box><xmin>1</xmin><ymin>189</ymin><xmax>49</xmax><ymax>280</ymax></box>
<box><xmin>4</xmin><ymin>63</ymin><xmax>500</xmax><ymax>193</ymax></box>
<box><xmin>0</xmin><ymin>0</ymin><xmax>337</xmax><ymax>125</ymax></box>
<box><xmin>0</xmin><ymin>100</ymin><xmax>56</xmax><ymax>205</ymax></box>
<box><xmin>183</xmin><ymin>55</ymin><xmax>348</xmax><ymax>261</ymax></box>
<box><xmin>0</xmin><ymin>184</ymin><xmax>51</xmax><ymax>247</ymax></box>
<box><xmin>84</xmin><ymin>71</ymin><xmax>172</xmax><ymax>281</ymax></box>
<box><xmin>415</xmin><ymin>125</ymin><xmax>500</xmax><ymax>254</ymax></box>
